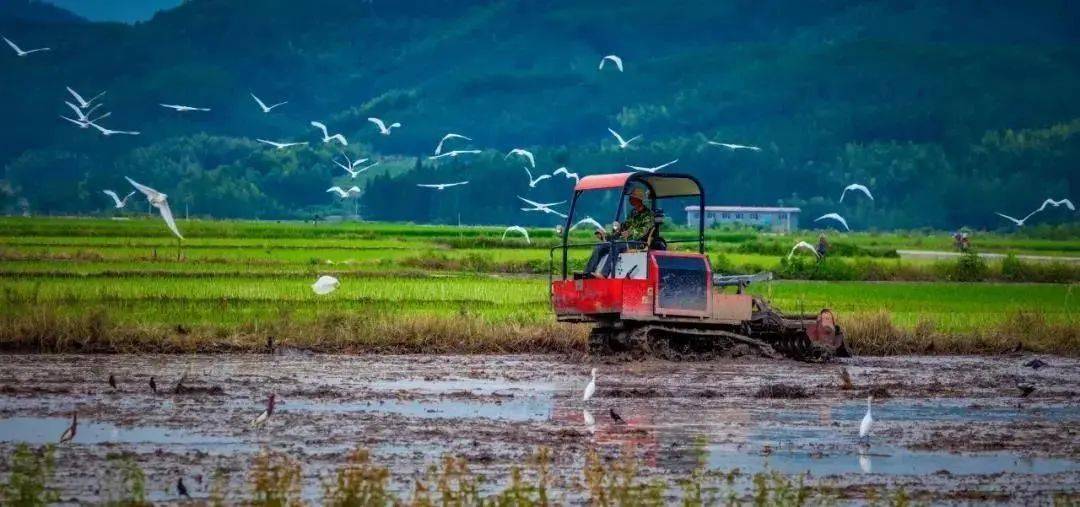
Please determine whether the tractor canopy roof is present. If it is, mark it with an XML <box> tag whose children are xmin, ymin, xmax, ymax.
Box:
<box><xmin>574</xmin><ymin>172</ymin><xmax>702</xmax><ymax>199</ymax></box>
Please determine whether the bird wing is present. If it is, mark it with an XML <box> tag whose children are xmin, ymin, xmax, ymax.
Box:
<box><xmin>330</xmin><ymin>134</ymin><xmax>347</xmax><ymax>146</ymax></box>
<box><xmin>250</xmin><ymin>93</ymin><xmax>268</xmax><ymax>110</ymax></box>
<box><xmin>607</xmin><ymin>128</ymin><xmax>625</xmax><ymax>145</ymax></box>
<box><xmin>522</xmin><ymin>150</ymin><xmax>535</xmax><ymax>167</ymax></box>
<box><xmin>1061</xmin><ymin>199</ymin><xmax>1076</xmax><ymax>211</ymax></box>
<box><xmin>368</xmin><ymin>117</ymin><xmax>386</xmax><ymax>130</ymax></box>
<box><xmin>417</xmin><ymin>184</ymin><xmax>440</xmax><ymax>189</ymax></box>
<box><xmin>659</xmin><ymin>159</ymin><xmax>678</xmax><ymax>169</ymax></box>
<box><xmin>156</xmin><ymin>199</ymin><xmax>183</xmax><ymax>239</ymax></box>
<box><xmin>326</xmin><ymin>186</ymin><xmax>346</xmax><ymax>197</ymax></box>
<box><xmin>389</xmin><ymin>122</ymin><xmax>401</xmax><ymax>128</ymax></box>
<box><xmin>610</xmin><ymin>55</ymin><xmax>623</xmax><ymax>71</ymax></box>
<box><xmin>429</xmin><ymin>152</ymin><xmax>451</xmax><ymax>160</ymax></box>
<box><xmin>447</xmin><ymin>181</ymin><xmax>469</xmax><ymax>187</ymax></box>
<box><xmin>65</xmin><ymin>101</ymin><xmax>86</xmax><ymax>119</ymax></box>
<box><xmin>256</xmin><ymin>139</ymin><xmax>282</xmax><ymax>148</ymax></box>
<box><xmin>160</xmin><ymin>104</ymin><xmax>180</xmax><ymax>110</ymax></box>
<box><xmin>347</xmin><ymin>186</ymin><xmax>361</xmax><ymax>194</ymax></box>
<box><xmin>534</xmin><ymin>174</ymin><xmax>551</xmax><ymax>183</ymax></box>
<box><xmin>122</xmin><ymin>191</ymin><xmax>136</xmax><ymax>204</ymax></box>
<box><xmin>995</xmin><ymin>212</ymin><xmax>1023</xmax><ymax>225</ymax></box>
<box><xmin>815</xmin><ymin>213</ymin><xmax>850</xmax><ymax>231</ymax></box>
<box><xmin>310</xmin><ymin>121</ymin><xmax>329</xmax><ymax>137</ymax></box>
<box><xmin>59</xmin><ymin>115</ymin><xmax>85</xmax><ymax>126</ymax></box>
<box><xmin>523</xmin><ymin>166</ymin><xmax>534</xmax><ymax>182</ymax></box>
<box><xmin>125</xmin><ymin>177</ymin><xmax>161</xmax><ymax>200</ymax></box>
<box><xmin>625</xmin><ymin>135</ymin><xmax>642</xmax><ymax>145</ymax></box>
<box><xmin>3</xmin><ymin>37</ymin><xmax>21</xmax><ymax>53</ymax></box>
<box><xmin>103</xmin><ymin>190</ymin><xmax>123</xmax><ymax>206</ymax></box>
<box><xmin>67</xmin><ymin>86</ymin><xmax>87</xmax><ymax>107</ymax></box>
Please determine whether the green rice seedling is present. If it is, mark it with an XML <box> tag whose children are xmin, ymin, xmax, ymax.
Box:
<box><xmin>248</xmin><ymin>448</ymin><xmax>303</xmax><ymax>507</ymax></box>
<box><xmin>0</xmin><ymin>444</ymin><xmax>58</xmax><ymax>506</ymax></box>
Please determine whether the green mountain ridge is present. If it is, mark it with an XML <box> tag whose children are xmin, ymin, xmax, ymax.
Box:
<box><xmin>1</xmin><ymin>0</ymin><xmax>1078</xmax><ymax>229</ymax></box>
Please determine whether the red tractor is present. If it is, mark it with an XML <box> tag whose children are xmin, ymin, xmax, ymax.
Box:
<box><xmin>550</xmin><ymin>172</ymin><xmax>849</xmax><ymax>361</ymax></box>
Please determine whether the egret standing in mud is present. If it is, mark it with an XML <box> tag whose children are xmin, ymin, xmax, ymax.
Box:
<box><xmin>59</xmin><ymin>412</ymin><xmax>76</xmax><ymax>443</ymax></box>
<box><xmin>859</xmin><ymin>395</ymin><xmax>874</xmax><ymax>442</ymax></box>
<box><xmin>583</xmin><ymin>368</ymin><xmax>596</xmax><ymax>401</ymax></box>
<box><xmin>251</xmin><ymin>393</ymin><xmax>276</xmax><ymax>427</ymax></box>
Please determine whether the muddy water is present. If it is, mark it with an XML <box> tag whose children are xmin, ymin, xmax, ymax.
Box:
<box><xmin>1</xmin><ymin>354</ymin><xmax>1077</xmax><ymax>503</ymax></box>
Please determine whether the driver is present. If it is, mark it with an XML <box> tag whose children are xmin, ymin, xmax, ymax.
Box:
<box><xmin>583</xmin><ymin>187</ymin><xmax>654</xmax><ymax>277</ymax></box>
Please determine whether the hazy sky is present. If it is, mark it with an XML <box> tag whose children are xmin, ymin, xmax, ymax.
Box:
<box><xmin>40</xmin><ymin>0</ymin><xmax>183</xmax><ymax>23</ymax></box>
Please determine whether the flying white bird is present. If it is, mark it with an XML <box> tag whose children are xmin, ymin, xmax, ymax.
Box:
<box><xmin>417</xmin><ymin>181</ymin><xmax>469</xmax><ymax>191</ymax></box>
<box><xmin>160</xmin><ymin>104</ymin><xmax>211</xmax><ymax>112</ymax></box>
<box><xmin>250</xmin><ymin>92</ymin><xmax>286</xmax><ymax>113</ymax></box>
<box><xmin>256</xmin><ymin>139</ymin><xmax>307</xmax><ymax>150</ymax></box>
<box><xmin>502</xmin><ymin>226</ymin><xmax>530</xmax><ymax>244</ymax></box>
<box><xmin>583</xmin><ymin>368</ymin><xmax>597</xmax><ymax>401</ymax></box>
<box><xmin>335</xmin><ymin>153</ymin><xmax>376</xmax><ymax>178</ymax></box>
<box><xmin>89</xmin><ymin>121</ymin><xmax>140</xmax><ymax>137</ymax></box>
<box><xmin>571</xmin><ymin>217</ymin><xmax>605</xmax><ymax>233</ymax></box>
<box><xmin>815</xmin><ymin>213</ymin><xmax>850</xmax><ymax>232</ymax></box>
<box><xmin>607</xmin><ymin>128</ymin><xmax>640</xmax><ymax>149</ymax></box>
<box><xmin>1000</xmin><ymin>198</ymin><xmax>1078</xmax><ymax>226</ymax></box>
<box><xmin>598</xmin><ymin>55</ymin><xmax>623</xmax><ymax>72</ymax></box>
<box><xmin>518</xmin><ymin>196</ymin><xmax>567</xmax><ymax>218</ymax></box>
<box><xmin>552</xmin><ymin>167</ymin><xmax>579</xmax><ymax>183</ymax></box>
<box><xmin>251</xmin><ymin>394</ymin><xmax>276</xmax><ymax>427</ymax></box>
<box><xmin>66</xmin><ymin>101</ymin><xmax>102</xmax><ymax>122</ymax></box>
<box><xmin>708</xmin><ymin>141</ymin><xmax>761</xmax><ymax>151</ymax></box>
<box><xmin>787</xmin><ymin>241</ymin><xmax>821</xmax><ymax>260</ymax></box>
<box><xmin>505</xmin><ymin>148</ymin><xmax>535</xmax><ymax>168</ymax></box>
<box><xmin>125</xmin><ymin>177</ymin><xmax>182</xmax><ymax>239</ymax></box>
<box><xmin>524</xmin><ymin>166</ymin><xmax>551</xmax><ymax>188</ymax></box>
<box><xmin>434</xmin><ymin>133</ymin><xmax>472</xmax><ymax>155</ymax></box>
<box><xmin>840</xmin><ymin>183</ymin><xmax>874</xmax><ymax>203</ymax></box>
<box><xmin>310</xmin><ymin>121</ymin><xmax>348</xmax><ymax>146</ymax></box>
<box><xmin>627</xmin><ymin>159</ymin><xmax>678</xmax><ymax>173</ymax></box>
<box><xmin>368</xmin><ymin>117</ymin><xmax>400</xmax><ymax>135</ymax></box>
<box><xmin>103</xmin><ymin>190</ymin><xmax>136</xmax><ymax>209</ymax></box>
<box><xmin>429</xmin><ymin>150</ymin><xmax>481</xmax><ymax>160</ymax></box>
<box><xmin>3</xmin><ymin>36</ymin><xmax>49</xmax><ymax>57</ymax></box>
<box><xmin>61</xmin><ymin>112</ymin><xmax>110</xmax><ymax>129</ymax></box>
<box><xmin>326</xmin><ymin>186</ymin><xmax>361</xmax><ymax>198</ymax></box>
<box><xmin>66</xmin><ymin>86</ymin><xmax>105</xmax><ymax>109</ymax></box>
<box><xmin>859</xmin><ymin>395</ymin><xmax>874</xmax><ymax>442</ymax></box>
<box><xmin>311</xmin><ymin>275</ymin><xmax>340</xmax><ymax>295</ymax></box>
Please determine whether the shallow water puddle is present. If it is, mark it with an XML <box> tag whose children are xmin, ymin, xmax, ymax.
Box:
<box><xmin>366</xmin><ymin>378</ymin><xmax>560</xmax><ymax>395</ymax></box>
<box><xmin>0</xmin><ymin>417</ymin><xmax>239</xmax><ymax>446</ymax></box>
<box><xmin>286</xmin><ymin>397</ymin><xmax>553</xmax><ymax>422</ymax></box>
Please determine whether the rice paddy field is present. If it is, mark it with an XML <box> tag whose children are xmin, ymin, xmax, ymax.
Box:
<box><xmin>0</xmin><ymin>217</ymin><xmax>1077</xmax><ymax>355</ymax></box>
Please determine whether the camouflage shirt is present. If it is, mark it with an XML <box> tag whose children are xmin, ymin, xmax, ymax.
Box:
<box><xmin>621</xmin><ymin>206</ymin><xmax>654</xmax><ymax>240</ymax></box>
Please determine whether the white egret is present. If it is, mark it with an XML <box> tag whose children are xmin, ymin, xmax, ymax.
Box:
<box><xmin>598</xmin><ymin>54</ymin><xmax>623</xmax><ymax>72</ymax></box>
<box><xmin>517</xmin><ymin>196</ymin><xmax>567</xmax><ymax>218</ymax></box>
<box><xmin>787</xmin><ymin>241</ymin><xmax>820</xmax><ymax>260</ymax></box>
<box><xmin>66</xmin><ymin>86</ymin><xmax>105</xmax><ymax>109</ymax></box>
<box><xmin>607</xmin><ymin>128</ymin><xmax>640</xmax><ymax>149</ymax></box>
<box><xmin>160</xmin><ymin>103</ymin><xmax>211</xmax><ymax>112</ymax></box>
<box><xmin>126</xmin><ymin>177</ymin><xmax>183</xmax><ymax>239</ymax></box>
<box><xmin>256</xmin><ymin>139</ymin><xmax>307</xmax><ymax>150</ymax></box>
<box><xmin>311</xmin><ymin>121</ymin><xmax>348</xmax><ymax>146</ymax></box>
<box><xmin>435</xmin><ymin>133</ymin><xmax>472</xmax><ymax>155</ymax></box>
<box><xmin>840</xmin><ymin>183</ymin><xmax>874</xmax><ymax>203</ymax></box>
<box><xmin>368</xmin><ymin>117</ymin><xmax>400</xmax><ymax>135</ymax></box>
<box><xmin>552</xmin><ymin>167</ymin><xmax>579</xmax><ymax>183</ymax></box>
<box><xmin>3</xmin><ymin>36</ymin><xmax>49</xmax><ymax>57</ymax></box>
<box><xmin>583</xmin><ymin>368</ymin><xmax>597</xmax><ymax>401</ymax></box>
<box><xmin>502</xmin><ymin>226</ymin><xmax>530</xmax><ymax>244</ymax></box>
<box><xmin>326</xmin><ymin>186</ymin><xmax>361</xmax><ymax>198</ymax></box>
<box><xmin>251</xmin><ymin>394</ymin><xmax>276</xmax><ymax>427</ymax></box>
<box><xmin>815</xmin><ymin>213</ymin><xmax>850</xmax><ymax>232</ymax></box>
<box><xmin>429</xmin><ymin>150</ymin><xmax>481</xmax><ymax>160</ymax></box>
<box><xmin>65</xmin><ymin>101</ymin><xmax>102</xmax><ymax>122</ymax></box>
<box><xmin>999</xmin><ymin>198</ymin><xmax>1077</xmax><ymax>226</ymax></box>
<box><xmin>417</xmin><ymin>181</ymin><xmax>469</xmax><ymax>191</ymax></box>
<box><xmin>103</xmin><ymin>190</ymin><xmax>136</xmax><ymax>209</ymax></box>
<box><xmin>311</xmin><ymin>275</ymin><xmax>340</xmax><ymax>295</ymax></box>
<box><xmin>627</xmin><ymin>159</ymin><xmax>678</xmax><ymax>173</ymax></box>
<box><xmin>571</xmin><ymin>217</ymin><xmax>605</xmax><ymax>233</ymax></box>
<box><xmin>707</xmin><ymin>141</ymin><xmax>761</xmax><ymax>151</ymax></box>
<box><xmin>859</xmin><ymin>395</ymin><xmax>874</xmax><ymax>442</ymax></box>
<box><xmin>90</xmin><ymin>121</ymin><xmax>140</xmax><ymax>136</ymax></box>
<box><xmin>61</xmin><ymin>112</ymin><xmax>110</xmax><ymax>129</ymax></box>
<box><xmin>505</xmin><ymin>148</ymin><xmax>535</xmax><ymax>168</ymax></box>
<box><xmin>334</xmin><ymin>152</ymin><xmax>370</xmax><ymax>177</ymax></box>
<box><xmin>250</xmin><ymin>92</ymin><xmax>286</xmax><ymax>113</ymax></box>
<box><xmin>524</xmin><ymin>166</ymin><xmax>551</xmax><ymax>187</ymax></box>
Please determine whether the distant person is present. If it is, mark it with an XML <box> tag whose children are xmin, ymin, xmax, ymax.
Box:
<box><xmin>961</xmin><ymin>232</ymin><xmax>971</xmax><ymax>252</ymax></box>
<box><xmin>584</xmin><ymin>188</ymin><xmax>654</xmax><ymax>277</ymax></box>
<box><xmin>816</xmin><ymin>233</ymin><xmax>829</xmax><ymax>259</ymax></box>
<box><xmin>953</xmin><ymin>230</ymin><xmax>964</xmax><ymax>251</ymax></box>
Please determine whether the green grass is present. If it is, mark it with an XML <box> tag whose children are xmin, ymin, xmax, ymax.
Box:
<box><xmin>0</xmin><ymin>217</ymin><xmax>1077</xmax><ymax>355</ymax></box>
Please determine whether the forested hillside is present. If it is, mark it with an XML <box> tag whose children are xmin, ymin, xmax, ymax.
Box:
<box><xmin>1</xmin><ymin>0</ymin><xmax>1078</xmax><ymax>230</ymax></box>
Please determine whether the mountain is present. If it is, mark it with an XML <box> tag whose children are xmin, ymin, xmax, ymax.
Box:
<box><xmin>0</xmin><ymin>0</ymin><xmax>86</xmax><ymax>24</ymax></box>
<box><xmin>1</xmin><ymin>0</ymin><xmax>1078</xmax><ymax>230</ymax></box>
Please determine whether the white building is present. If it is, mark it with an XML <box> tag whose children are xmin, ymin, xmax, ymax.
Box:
<box><xmin>685</xmin><ymin>206</ymin><xmax>800</xmax><ymax>233</ymax></box>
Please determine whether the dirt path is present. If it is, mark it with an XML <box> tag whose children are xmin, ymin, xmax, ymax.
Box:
<box><xmin>0</xmin><ymin>354</ymin><xmax>1077</xmax><ymax>503</ymax></box>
